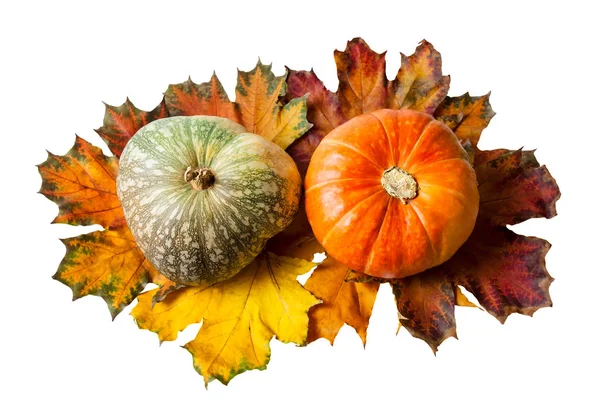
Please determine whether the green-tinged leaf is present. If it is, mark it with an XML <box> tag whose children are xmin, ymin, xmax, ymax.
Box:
<box><xmin>388</xmin><ymin>40</ymin><xmax>450</xmax><ymax>114</ymax></box>
<box><xmin>435</xmin><ymin>92</ymin><xmax>496</xmax><ymax>146</ymax></box>
<box><xmin>236</xmin><ymin>61</ymin><xmax>312</xmax><ymax>149</ymax></box>
<box><xmin>54</xmin><ymin>225</ymin><xmax>155</xmax><ymax>319</ymax></box>
<box><xmin>37</xmin><ymin>136</ymin><xmax>124</xmax><ymax>228</ymax></box>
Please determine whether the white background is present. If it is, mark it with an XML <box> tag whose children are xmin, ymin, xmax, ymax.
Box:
<box><xmin>1</xmin><ymin>0</ymin><xmax>598</xmax><ymax>419</ymax></box>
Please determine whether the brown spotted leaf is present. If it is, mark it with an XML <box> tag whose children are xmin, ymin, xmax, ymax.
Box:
<box><xmin>334</xmin><ymin>38</ymin><xmax>387</xmax><ymax>119</ymax></box>
<box><xmin>54</xmin><ymin>224</ymin><xmax>157</xmax><ymax>319</ymax></box>
<box><xmin>388</xmin><ymin>40</ymin><xmax>450</xmax><ymax>114</ymax></box>
<box><xmin>392</xmin><ymin>269</ymin><xmax>457</xmax><ymax>353</ymax></box>
<box><xmin>37</xmin><ymin>136</ymin><xmax>124</xmax><ymax>228</ymax></box>
<box><xmin>164</xmin><ymin>73</ymin><xmax>241</xmax><ymax>123</ymax></box>
<box><xmin>435</xmin><ymin>93</ymin><xmax>496</xmax><ymax>146</ymax></box>
<box><xmin>95</xmin><ymin>98</ymin><xmax>168</xmax><ymax>157</ymax></box>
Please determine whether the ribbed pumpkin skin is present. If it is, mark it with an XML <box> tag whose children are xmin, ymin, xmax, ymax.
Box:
<box><xmin>117</xmin><ymin>116</ymin><xmax>301</xmax><ymax>285</ymax></box>
<box><xmin>305</xmin><ymin>109</ymin><xmax>479</xmax><ymax>279</ymax></box>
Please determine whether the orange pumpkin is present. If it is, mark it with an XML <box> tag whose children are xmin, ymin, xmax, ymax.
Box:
<box><xmin>305</xmin><ymin>109</ymin><xmax>479</xmax><ymax>279</ymax></box>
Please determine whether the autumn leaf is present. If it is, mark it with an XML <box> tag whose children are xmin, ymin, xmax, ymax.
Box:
<box><xmin>392</xmin><ymin>268</ymin><xmax>457</xmax><ymax>353</ymax></box>
<box><xmin>132</xmin><ymin>252</ymin><xmax>320</xmax><ymax>385</ymax></box>
<box><xmin>388</xmin><ymin>40</ymin><xmax>450</xmax><ymax>114</ymax></box>
<box><xmin>442</xmin><ymin>226</ymin><xmax>553</xmax><ymax>323</ymax></box>
<box><xmin>271</xmin><ymin>236</ymin><xmax>379</xmax><ymax>346</ymax></box>
<box><xmin>435</xmin><ymin>93</ymin><xmax>496</xmax><ymax>146</ymax></box>
<box><xmin>334</xmin><ymin>37</ymin><xmax>387</xmax><ymax>119</ymax></box>
<box><xmin>164</xmin><ymin>73</ymin><xmax>241</xmax><ymax>123</ymax></box>
<box><xmin>54</xmin><ymin>224</ymin><xmax>156</xmax><ymax>319</ymax></box>
<box><xmin>285</xmin><ymin>69</ymin><xmax>344</xmax><ymax>177</ymax></box>
<box><xmin>475</xmin><ymin>148</ymin><xmax>560</xmax><ymax>226</ymax></box>
<box><xmin>95</xmin><ymin>98</ymin><xmax>169</xmax><ymax>158</ymax></box>
<box><xmin>37</xmin><ymin>136</ymin><xmax>124</xmax><ymax>228</ymax></box>
<box><xmin>151</xmin><ymin>274</ymin><xmax>186</xmax><ymax>306</ymax></box>
<box><xmin>235</xmin><ymin>60</ymin><xmax>312</xmax><ymax>149</ymax></box>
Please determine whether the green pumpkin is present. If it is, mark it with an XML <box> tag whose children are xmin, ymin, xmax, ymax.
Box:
<box><xmin>117</xmin><ymin>116</ymin><xmax>301</xmax><ymax>285</ymax></box>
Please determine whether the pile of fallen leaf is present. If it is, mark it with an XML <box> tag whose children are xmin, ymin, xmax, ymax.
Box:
<box><xmin>38</xmin><ymin>38</ymin><xmax>560</xmax><ymax>386</ymax></box>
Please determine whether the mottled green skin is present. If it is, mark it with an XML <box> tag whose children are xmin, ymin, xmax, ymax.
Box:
<box><xmin>117</xmin><ymin>116</ymin><xmax>301</xmax><ymax>285</ymax></box>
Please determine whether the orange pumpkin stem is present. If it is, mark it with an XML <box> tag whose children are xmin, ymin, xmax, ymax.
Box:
<box><xmin>381</xmin><ymin>167</ymin><xmax>418</xmax><ymax>204</ymax></box>
<box><xmin>185</xmin><ymin>166</ymin><xmax>216</xmax><ymax>191</ymax></box>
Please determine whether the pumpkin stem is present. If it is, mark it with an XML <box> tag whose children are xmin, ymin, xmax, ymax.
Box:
<box><xmin>184</xmin><ymin>166</ymin><xmax>216</xmax><ymax>191</ymax></box>
<box><xmin>381</xmin><ymin>167</ymin><xmax>418</xmax><ymax>204</ymax></box>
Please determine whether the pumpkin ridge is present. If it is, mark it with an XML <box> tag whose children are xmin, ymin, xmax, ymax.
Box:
<box><xmin>364</xmin><ymin>196</ymin><xmax>392</xmax><ymax>274</ymax></box>
<box><xmin>368</xmin><ymin>111</ymin><xmax>395</xmax><ymax>168</ymax></box>
<box><xmin>410</xmin><ymin>157</ymin><xmax>467</xmax><ymax>173</ymax></box>
<box><xmin>323</xmin><ymin>139</ymin><xmax>385</xmax><ymax>170</ymax></box>
<box><xmin>417</xmin><ymin>182</ymin><xmax>470</xmax><ymax>206</ymax></box>
<box><xmin>305</xmin><ymin>177</ymin><xmax>381</xmax><ymax>194</ymax></box>
<box><xmin>321</xmin><ymin>189</ymin><xmax>387</xmax><ymax>249</ymax></box>
<box><xmin>407</xmin><ymin>201</ymin><xmax>438</xmax><ymax>264</ymax></box>
<box><xmin>400</xmin><ymin>118</ymin><xmax>437</xmax><ymax>170</ymax></box>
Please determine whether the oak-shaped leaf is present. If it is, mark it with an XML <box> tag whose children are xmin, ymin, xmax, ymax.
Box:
<box><xmin>132</xmin><ymin>252</ymin><xmax>320</xmax><ymax>385</ymax></box>
<box><xmin>37</xmin><ymin>136</ymin><xmax>124</xmax><ymax>228</ymax></box>
<box><xmin>96</xmin><ymin>98</ymin><xmax>169</xmax><ymax>158</ymax></box>
<box><xmin>54</xmin><ymin>224</ymin><xmax>157</xmax><ymax>319</ymax></box>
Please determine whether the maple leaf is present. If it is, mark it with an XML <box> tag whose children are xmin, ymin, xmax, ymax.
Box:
<box><xmin>392</xmin><ymin>268</ymin><xmax>456</xmax><ymax>353</ymax></box>
<box><xmin>132</xmin><ymin>252</ymin><xmax>320</xmax><ymax>385</ymax></box>
<box><xmin>54</xmin><ymin>224</ymin><xmax>157</xmax><ymax>319</ymax></box>
<box><xmin>235</xmin><ymin>60</ymin><xmax>312</xmax><ymax>150</ymax></box>
<box><xmin>475</xmin><ymin>148</ymin><xmax>559</xmax><ymax>226</ymax></box>
<box><xmin>282</xmin><ymin>38</ymin><xmax>559</xmax><ymax>350</ymax></box>
<box><xmin>270</xmin><ymin>236</ymin><xmax>378</xmax><ymax>346</ymax></box>
<box><xmin>96</xmin><ymin>98</ymin><xmax>169</xmax><ymax>158</ymax></box>
<box><xmin>164</xmin><ymin>73</ymin><xmax>241</xmax><ymax>123</ymax></box>
<box><xmin>388</xmin><ymin>40</ymin><xmax>450</xmax><ymax>114</ymax></box>
<box><xmin>334</xmin><ymin>37</ymin><xmax>387</xmax><ymax>119</ymax></box>
<box><xmin>37</xmin><ymin>136</ymin><xmax>124</xmax><ymax>228</ymax></box>
<box><xmin>435</xmin><ymin>93</ymin><xmax>496</xmax><ymax>146</ymax></box>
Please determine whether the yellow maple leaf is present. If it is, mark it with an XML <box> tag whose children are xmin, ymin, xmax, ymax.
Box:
<box><xmin>132</xmin><ymin>252</ymin><xmax>320</xmax><ymax>385</ymax></box>
<box><xmin>271</xmin><ymin>236</ymin><xmax>379</xmax><ymax>346</ymax></box>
